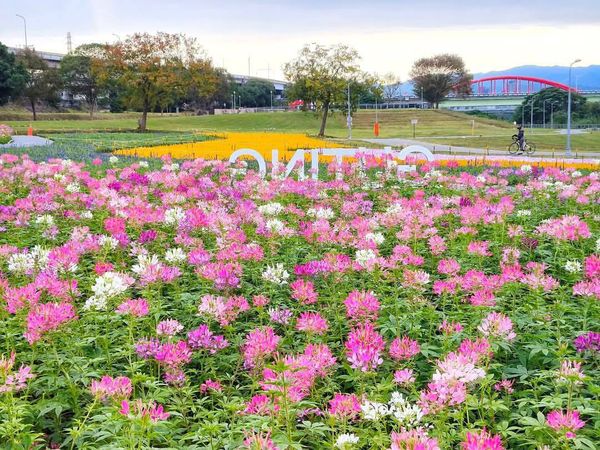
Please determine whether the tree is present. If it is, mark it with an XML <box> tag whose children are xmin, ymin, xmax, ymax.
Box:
<box><xmin>513</xmin><ymin>88</ymin><xmax>585</xmax><ymax>126</ymax></box>
<box><xmin>0</xmin><ymin>42</ymin><xmax>29</xmax><ymax>105</ymax></box>
<box><xmin>381</xmin><ymin>72</ymin><xmax>402</xmax><ymax>102</ymax></box>
<box><xmin>182</xmin><ymin>62</ymin><xmax>228</xmax><ymax>113</ymax></box>
<box><xmin>238</xmin><ymin>79</ymin><xmax>273</xmax><ymax>107</ymax></box>
<box><xmin>16</xmin><ymin>49</ymin><xmax>62</xmax><ymax>120</ymax></box>
<box><xmin>60</xmin><ymin>43</ymin><xmax>109</xmax><ymax>118</ymax></box>
<box><xmin>105</xmin><ymin>32</ymin><xmax>203</xmax><ymax>131</ymax></box>
<box><xmin>284</xmin><ymin>43</ymin><xmax>364</xmax><ymax>136</ymax></box>
<box><xmin>410</xmin><ymin>54</ymin><xmax>472</xmax><ymax>108</ymax></box>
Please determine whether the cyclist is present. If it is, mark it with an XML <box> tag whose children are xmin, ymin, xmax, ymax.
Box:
<box><xmin>516</xmin><ymin>124</ymin><xmax>525</xmax><ymax>153</ymax></box>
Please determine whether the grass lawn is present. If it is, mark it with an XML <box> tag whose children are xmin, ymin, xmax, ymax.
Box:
<box><xmin>5</xmin><ymin>109</ymin><xmax>600</xmax><ymax>154</ymax></box>
<box><xmin>7</xmin><ymin>110</ymin><xmax>511</xmax><ymax>138</ymax></box>
<box><xmin>47</xmin><ymin>132</ymin><xmax>212</xmax><ymax>151</ymax></box>
<box><xmin>427</xmin><ymin>130</ymin><xmax>600</xmax><ymax>155</ymax></box>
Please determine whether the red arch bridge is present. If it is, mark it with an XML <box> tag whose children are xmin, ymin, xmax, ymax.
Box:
<box><xmin>470</xmin><ymin>76</ymin><xmax>576</xmax><ymax>96</ymax></box>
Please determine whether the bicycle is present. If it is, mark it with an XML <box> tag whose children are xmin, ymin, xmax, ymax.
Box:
<box><xmin>508</xmin><ymin>134</ymin><xmax>536</xmax><ymax>155</ymax></box>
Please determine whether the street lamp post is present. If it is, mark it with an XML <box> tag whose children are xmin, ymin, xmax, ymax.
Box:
<box><xmin>543</xmin><ymin>99</ymin><xmax>547</xmax><ymax>128</ymax></box>
<box><xmin>16</xmin><ymin>14</ymin><xmax>28</xmax><ymax>49</ymax></box>
<box><xmin>420</xmin><ymin>87</ymin><xmax>424</xmax><ymax>109</ymax></box>
<box><xmin>566</xmin><ymin>59</ymin><xmax>581</xmax><ymax>157</ymax></box>
<box><xmin>347</xmin><ymin>82</ymin><xmax>352</xmax><ymax>140</ymax></box>
<box><xmin>550</xmin><ymin>102</ymin><xmax>557</xmax><ymax>129</ymax></box>
<box><xmin>270</xmin><ymin>90</ymin><xmax>273</xmax><ymax>111</ymax></box>
<box><xmin>529</xmin><ymin>100</ymin><xmax>534</xmax><ymax>131</ymax></box>
<box><xmin>232</xmin><ymin>91</ymin><xmax>236</xmax><ymax>110</ymax></box>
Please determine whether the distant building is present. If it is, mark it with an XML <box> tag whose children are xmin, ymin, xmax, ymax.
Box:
<box><xmin>231</xmin><ymin>74</ymin><xmax>287</xmax><ymax>99</ymax></box>
<box><xmin>8</xmin><ymin>47</ymin><xmax>64</xmax><ymax>69</ymax></box>
<box><xmin>8</xmin><ymin>47</ymin><xmax>71</xmax><ymax>103</ymax></box>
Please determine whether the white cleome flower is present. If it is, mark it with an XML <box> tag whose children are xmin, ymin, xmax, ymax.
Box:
<box><xmin>335</xmin><ymin>433</ymin><xmax>359</xmax><ymax>449</ymax></box>
<box><xmin>388</xmin><ymin>392</ymin><xmax>425</xmax><ymax>428</ymax></box>
<box><xmin>164</xmin><ymin>207</ymin><xmax>186</xmax><ymax>226</ymax></box>
<box><xmin>164</xmin><ymin>247</ymin><xmax>187</xmax><ymax>264</ymax></box>
<box><xmin>35</xmin><ymin>214</ymin><xmax>55</xmax><ymax>227</ymax></box>
<box><xmin>258</xmin><ymin>202</ymin><xmax>284</xmax><ymax>216</ymax></box>
<box><xmin>265</xmin><ymin>219</ymin><xmax>285</xmax><ymax>234</ymax></box>
<box><xmin>365</xmin><ymin>232</ymin><xmax>385</xmax><ymax>246</ymax></box>
<box><xmin>65</xmin><ymin>182</ymin><xmax>81</xmax><ymax>193</ymax></box>
<box><xmin>516</xmin><ymin>210</ymin><xmax>531</xmax><ymax>217</ymax></box>
<box><xmin>109</xmin><ymin>156</ymin><xmax>119</xmax><ymax>164</ymax></box>
<box><xmin>520</xmin><ymin>164</ymin><xmax>532</xmax><ymax>173</ymax></box>
<box><xmin>261</xmin><ymin>263</ymin><xmax>290</xmax><ymax>285</ymax></box>
<box><xmin>138</xmin><ymin>161</ymin><xmax>149</xmax><ymax>168</ymax></box>
<box><xmin>85</xmin><ymin>271</ymin><xmax>132</xmax><ymax>311</ymax></box>
<box><xmin>360</xmin><ymin>400</ymin><xmax>389</xmax><ymax>420</ymax></box>
<box><xmin>99</xmin><ymin>235</ymin><xmax>119</xmax><ymax>250</ymax></box>
<box><xmin>355</xmin><ymin>249</ymin><xmax>377</xmax><ymax>268</ymax></box>
<box><xmin>131</xmin><ymin>253</ymin><xmax>162</xmax><ymax>275</ymax></box>
<box><xmin>564</xmin><ymin>260</ymin><xmax>582</xmax><ymax>273</ymax></box>
<box><xmin>307</xmin><ymin>206</ymin><xmax>335</xmax><ymax>220</ymax></box>
<box><xmin>8</xmin><ymin>246</ymin><xmax>50</xmax><ymax>273</ymax></box>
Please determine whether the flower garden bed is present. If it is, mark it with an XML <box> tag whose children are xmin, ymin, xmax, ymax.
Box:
<box><xmin>0</xmin><ymin>153</ymin><xmax>598</xmax><ymax>449</ymax></box>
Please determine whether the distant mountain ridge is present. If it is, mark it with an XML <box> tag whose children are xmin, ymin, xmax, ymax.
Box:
<box><xmin>396</xmin><ymin>65</ymin><xmax>600</xmax><ymax>96</ymax></box>
<box><xmin>473</xmin><ymin>65</ymin><xmax>600</xmax><ymax>91</ymax></box>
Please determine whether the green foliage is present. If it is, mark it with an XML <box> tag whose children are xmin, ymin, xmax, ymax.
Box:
<box><xmin>512</xmin><ymin>88</ymin><xmax>586</xmax><ymax>125</ymax></box>
<box><xmin>0</xmin><ymin>42</ymin><xmax>29</xmax><ymax>105</ymax></box>
<box><xmin>238</xmin><ymin>79</ymin><xmax>274</xmax><ymax>108</ymax></box>
<box><xmin>15</xmin><ymin>48</ymin><xmax>63</xmax><ymax>121</ymax></box>
<box><xmin>60</xmin><ymin>44</ymin><xmax>109</xmax><ymax>118</ymax></box>
<box><xmin>104</xmin><ymin>32</ymin><xmax>225</xmax><ymax>130</ymax></box>
<box><xmin>410</xmin><ymin>54</ymin><xmax>472</xmax><ymax>108</ymax></box>
<box><xmin>284</xmin><ymin>43</ymin><xmax>375</xmax><ymax>136</ymax></box>
<box><xmin>0</xmin><ymin>135</ymin><xmax>11</xmax><ymax>144</ymax></box>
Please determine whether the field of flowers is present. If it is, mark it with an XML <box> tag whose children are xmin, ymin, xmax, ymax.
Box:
<box><xmin>116</xmin><ymin>132</ymin><xmax>341</xmax><ymax>160</ymax></box>
<box><xmin>0</xmin><ymin>152</ymin><xmax>598</xmax><ymax>449</ymax></box>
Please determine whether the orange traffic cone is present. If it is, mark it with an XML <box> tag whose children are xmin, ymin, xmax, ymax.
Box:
<box><xmin>27</xmin><ymin>125</ymin><xmax>33</xmax><ymax>136</ymax></box>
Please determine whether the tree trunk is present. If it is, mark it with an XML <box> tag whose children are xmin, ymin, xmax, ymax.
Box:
<box><xmin>89</xmin><ymin>101</ymin><xmax>94</xmax><ymax>120</ymax></box>
<box><xmin>318</xmin><ymin>101</ymin><xmax>330</xmax><ymax>137</ymax></box>
<box><xmin>139</xmin><ymin>98</ymin><xmax>149</xmax><ymax>132</ymax></box>
<box><xmin>30</xmin><ymin>99</ymin><xmax>37</xmax><ymax>121</ymax></box>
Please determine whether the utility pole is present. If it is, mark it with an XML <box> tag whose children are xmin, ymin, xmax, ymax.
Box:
<box><xmin>270</xmin><ymin>90</ymin><xmax>273</xmax><ymax>111</ymax></box>
<box><xmin>566</xmin><ymin>58</ymin><xmax>581</xmax><ymax>157</ymax></box>
<box><xmin>16</xmin><ymin>14</ymin><xmax>27</xmax><ymax>49</ymax></box>
<box><xmin>420</xmin><ymin>86</ymin><xmax>424</xmax><ymax>109</ymax></box>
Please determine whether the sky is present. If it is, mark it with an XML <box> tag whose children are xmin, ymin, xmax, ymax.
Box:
<box><xmin>1</xmin><ymin>0</ymin><xmax>599</xmax><ymax>80</ymax></box>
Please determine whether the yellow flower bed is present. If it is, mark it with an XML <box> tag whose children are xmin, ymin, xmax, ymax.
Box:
<box><xmin>116</xmin><ymin>132</ymin><xmax>341</xmax><ymax>160</ymax></box>
<box><xmin>433</xmin><ymin>158</ymin><xmax>600</xmax><ymax>170</ymax></box>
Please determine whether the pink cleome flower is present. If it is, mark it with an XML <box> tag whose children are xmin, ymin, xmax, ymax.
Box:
<box><xmin>120</xmin><ymin>399</ymin><xmax>169</xmax><ymax>422</ymax></box>
<box><xmin>345</xmin><ymin>322</ymin><xmax>385</xmax><ymax>372</ymax></box>
<box><xmin>461</xmin><ymin>429</ymin><xmax>505</xmax><ymax>450</ymax></box>
<box><xmin>546</xmin><ymin>409</ymin><xmax>586</xmax><ymax>439</ymax></box>
<box><xmin>296</xmin><ymin>311</ymin><xmax>328</xmax><ymax>335</ymax></box>
<box><xmin>90</xmin><ymin>375</ymin><xmax>133</xmax><ymax>402</ymax></box>
<box><xmin>242</xmin><ymin>327</ymin><xmax>280</xmax><ymax>369</ymax></box>
<box><xmin>478</xmin><ymin>312</ymin><xmax>516</xmax><ymax>342</ymax></box>
<box><xmin>389</xmin><ymin>336</ymin><xmax>421</xmax><ymax>361</ymax></box>
<box><xmin>390</xmin><ymin>428</ymin><xmax>440</xmax><ymax>450</ymax></box>
<box><xmin>116</xmin><ymin>298</ymin><xmax>149</xmax><ymax>317</ymax></box>
<box><xmin>24</xmin><ymin>302</ymin><xmax>77</xmax><ymax>344</ymax></box>
<box><xmin>344</xmin><ymin>290</ymin><xmax>380</xmax><ymax>323</ymax></box>
<box><xmin>327</xmin><ymin>392</ymin><xmax>362</xmax><ymax>420</ymax></box>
